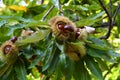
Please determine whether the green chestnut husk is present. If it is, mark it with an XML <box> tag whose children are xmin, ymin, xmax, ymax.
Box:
<box><xmin>0</xmin><ymin>40</ymin><xmax>18</xmax><ymax>77</ymax></box>
<box><xmin>64</xmin><ymin>41</ymin><xmax>86</xmax><ymax>61</ymax></box>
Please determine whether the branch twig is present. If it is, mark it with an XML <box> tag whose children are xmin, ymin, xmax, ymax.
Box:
<box><xmin>41</xmin><ymin>5</ymin><xmax>55</xmax><ymax>21</ymax></box>
<box><xmin>109</xmin><ymin>0</ymin><xmax>113</xmax><ymax>17</ymax></box>
<box><xmin>103</xmin><ymin>63</ymin><xmax>117</xmax><ymax>79</ymax></box>
<box><xmin>104</xmin><ymin>58</ymin><xmax>120</xmax><ymax>79</ymax></box>
<box><xmin>113</xmin><ymin>3</ymin><xmax>120</xmax><ymax>23</ymax></box>
<box><xmin>98</xmin><ymin>0</ymin><xmax>112</xmax><ymax>20</ymax></box>
<box><xmin>58</xmin><ymin>0</ymin><xmax>64</xmax><ymax>16</ymax></box>
<box><xmin>96</xmin><ymin>22</ymin><xmax>116</xmax><ymax>27</ymax></box>
<box><xmin>98</xmin><ymin>0</ymin><xmax>113</xmax><ymax>39</ymax></box>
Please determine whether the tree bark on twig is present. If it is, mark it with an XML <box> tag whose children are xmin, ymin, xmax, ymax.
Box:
<box><xmin>98</xmin><ymin>0</ymin><xmax>113</xmax><ymax>39</ymax></box>
<box><xmin>98</xmin><ymin>0</ymin><xmax>120</xmax><ymax>39</ymax></box>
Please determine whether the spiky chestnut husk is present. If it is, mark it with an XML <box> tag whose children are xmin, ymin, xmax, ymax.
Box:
<box><xmin>0</xmin><ymin>40</ymin><xmax>18</xmax><ymax>77</ymax></box>
<box><xmin>49</xmin><ymin>16</ymin><xmax>88</xmax><ymax>61</ymax></box>
<box><xmin>49</xmin><ymin>16</ymin><xmax>77</xmax><ymax>42</ymax></box>
<box><xmin>64</xmin><ymin>42</ymin><xmax>86</xmax><ymax>61</ymax></box>
<box><xmin>76</xmin><ymin>28</ymin><xmax>88</xmax><ymax>41</ymax></box>
<box><xmin>0</xmin><ymin>41</ymin><xmax>18</xmax><ymax>61</ymax></box>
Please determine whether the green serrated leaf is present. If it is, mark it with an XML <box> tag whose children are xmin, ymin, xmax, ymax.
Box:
<box><xmin>48</xmin><ymin>47</ymin><xmax>60</xmax><ymax>75</ymax></box>
<box><xmin>85</xmin><ymin>56</ymin><xmax>103</xmax><ymax>80</ymax></box>
<box><xmin>96</xmin><ymin>58</ymin><xmax>109</xmax><ymax>71</ymax></box>
<box><xmin>87</xmin><ymin>43</ymin><xmax>109</xmax><ymax>50</ymax></box>
<box><xmin>0</xmin><ymin>26</ymin><xmax>10</xmax><ymax>36</ymax></box>
<box><xmin>14</xmin><ymin>59</ymin><xmax>27</xmax><ymax>80</ymax></box>
<box><xmin>79</xmin><ymin>5</ymin><xmax>88</xmax><ymax>11</ymax></box>
<box><xmin>28</xmin><ymin>56</ymin><xmax>41</xmax><ymax>69</ymax></box>
<box><xmin>24</xmin><ymin>21</ymin><xmax>50</xmax><ymax>29</ymax></box>
<box><xmin>3</xmin><ymin>0</ymin><xmax>14</xmax><ymax>5</ymax></box>
<box><xmin>87</xmin><ymin>37</ymin><xmax>110</xmax><ymax>50</ymax></box>
<box><xmin>107</xmin><ymin>50</ymin><xmax>120</xmax><ymax>57</ymax></box>
<box><xmin>0</xmin><ymin>20</ymin><xmax>7</xmax><ymax>27</ymax></box>
<box><xmin>91</xmin><ymin>11</ymin><xmax>105</xmax><ymax>19</ymax></box>
<box><xmin>59</xmin><ymin>55</ymin><xmax>73</xmax><ymax>80</ymax></box>
<box><xmin>76</xmin><ymin>18</ymin><xmax>95</xmax><ymax>27</ymax></box>
<box><xmin>42</xmin><ymin>42</ymin><xmax>56</xmax><ymax>71</ymax></box>
<box><xmin>28</xmin><ymin>5</ymin><xmax>46</xmax><ymax>14</ymax></box>
<box><xmin>0</xmin><ymin>65</ymin><xmax>13</xmax><ymax>80</ymax></box>
<box><xmin>0</xmin><ymin>62</ymin><xmax>10</xmax><ymax>77</ymax></box>
<box><xmin>27</xmin><ymin>0</ymin><xmax>37</xmax><ymax>8</ymax></box>
<box><xmin>88</xmin><ymin>4</ymin><xmax>101</xmax><ymax>10</ymax></box>
<box><xmin>63</xmin><ymin>5</ymin><xmax>88</xmax><ymax>11</ymax></box>
<box><xmin>0</xmin><ymin>60</ymin><xmax>6</xmax><ymax>68</ymax></box>
<box><xmin>13</xmin><ymin>28</ymin><xmax>22</xmax><ymax>37</ymax></box>
<box><xmin>0</xmin><ymin>16</ymin><xmax>34</xmax><ymax>22</ymax></box>
<box><xmin>87</xmin><ymin>48</ymin><xmax>116</xmax><ymax>63</ymax></box>
<box><xmin>42</xmin><ymin>43</ymin><xmax>60</xmax><ymax>75</ymax></box>
<box><xmin>73</xmin><ymin>61</ymin><xmax>91</xmax><ymax>80</ymax></box>
<box><xmin>53</xmin><ymin>65</ymin><xmax>63</xmax><ymax>80</ymax></box>
<box><xmin>6</xmin><ymin>68</ymin><xmax>18</xmax><ymax>80</ymax></box>
<box><xmin>75</xmin><ymin>11</ymin><xmax>104</xmax><ymax>26</ymax></box>
<box><xmin>15</xmin><ymin>30</ymin><xmax>50</xmax><ymax>46</ymax></box>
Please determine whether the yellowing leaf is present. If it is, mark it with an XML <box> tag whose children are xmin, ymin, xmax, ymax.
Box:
<box><xmin>9</xmin><ymin>5</ymin><xmax>27</xmax><ymax>12</ymax></box>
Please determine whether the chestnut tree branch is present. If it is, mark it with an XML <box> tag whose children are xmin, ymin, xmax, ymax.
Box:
<box><xmin>104</xmin><ymin>58</ymin><xmax>120</xmax><ymax>79</ymax></box>
<box><xmin>113</xmin><ymin>3</ymin><xmax>120</xmax><ymax>23</ymax></box>
<box><xmin>98</xmin><ymin>0</ymin><xmax>112</xmax><ymax>20</ymax></box>
<box><xmin>103</xmin><ymin>63</ymin><xmax>117</xmax><ymax>79</ymax></box>
<box><xmin>58</xmin><ymin>0</ymin><xmax>64</xmax><ymax>16</ymax></box>
<box><xmin>41</xmin><ymin>5</ymin><xmax>55</xmax><ymax>21</ymax></box>
<box><xmin>96</xmin><ymin>22</ymin><xmax>116</xmax><ymax>27</ymax></box>
<box><xmin>109</xmin><ymin>0</ymin><xmax>113</xmax><ymax>17</ymax></box>
<box><xmin>98</xmin><ymin>0</ymin><xmax>113</xmax><ymax>39</ymax></box>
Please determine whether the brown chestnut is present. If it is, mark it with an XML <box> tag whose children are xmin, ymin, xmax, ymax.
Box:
<box><xmin>11</xmin><ymin>36</ymin><xmax>17</xmax><ymax>43</ymax></box>
<box><xmin>4</xmin><ymin>45</ymin><xmax>12</xmax><ymax>54</ymax></box>
<box><xmin>64</xmin><ymin>25</ymin><xmax>74</xmax><ymax>32</ymax></box>
<box><xmin>57</xmin><ymin>21</ymin><xmax>66</xmax><ymax>30</ymax></box>
<box><xmin>75</xmin><ymin>28</ymin><xmax>81</xmax><ymax>39</ymax></box>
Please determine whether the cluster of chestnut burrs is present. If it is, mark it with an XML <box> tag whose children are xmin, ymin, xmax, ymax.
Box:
<box><xmin>0</xmin><ymin>16</ymin><xmax>95</xmax><ymax>77</ymax></box>
<box><xmin>49</xmin><ymin>16</ymin><xmax>95</xmax><ymax>61</ymax></box>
